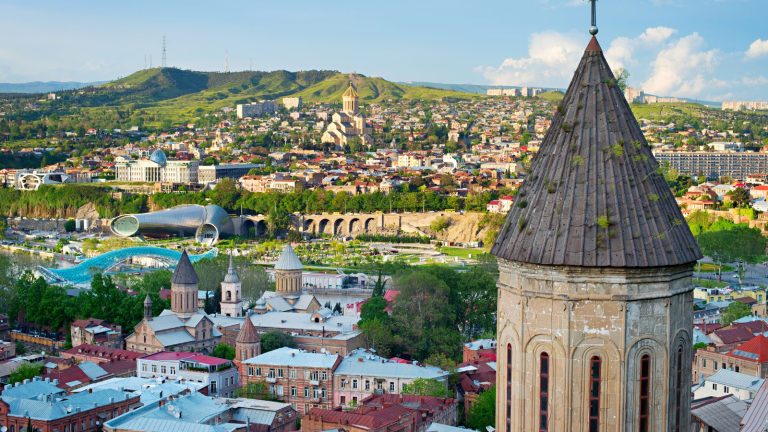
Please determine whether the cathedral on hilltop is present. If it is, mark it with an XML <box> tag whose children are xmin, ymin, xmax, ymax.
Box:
<box><xmin>491</xmin><ymin>13</ymin><xmax>702</xmax><ymax>432</ymax></box>
<box><xmin>321</xmin><ymin>81</ymin><xmax>372</xmax><ymax>147</ymax></box>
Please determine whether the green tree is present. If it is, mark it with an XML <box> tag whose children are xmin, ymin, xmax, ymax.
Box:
<box><xmin>236</xmin><ymin>381</ymin><xmax>276</xmax><ymax>400</ymax></box>
<box><xmin>9</xmin><ymin>363</ymin><xmax>43</xmax><ymax>384</ymax></box>
<box><xmin>360</xmin><ymin>296</ymin><xmax>389</xmax><ymax>324</ymax></box>
<box><xmin>266</xmin><ymin>208</ymin><xmax>291</xmax><ymax>237</ymax></box>
<box><xmin>698</xmin><ymin>225</ymin><xmax>766</xmax><ymax>265</ymax></box>
<box><xmin>402</xmin><ymin>378</ymin><xmax>451</xmax><ymax>398</ymax></box>
<box><xmin>213</xmin><ymin>343</ymin><xmax>236</xmax><ymax>360</ymax></box>
<box><xmin>727</xmin><ymin>187</ymin><xmax>751</xmax><ymax>208</ymax></box>
<box><xmin>15</xmin><ymin>341</ymin><xmax>27</xmax><ymax>355</ymax></box>
<box><xmin>721</xmin><ymin>302</ymin><xmax>752</xmax><ymax>326</ymax></box>
<box><xmin>359</xmin><ymin>319</ymin><xmax>394</xmax><ymax>357</ymax></box>
<box><xmin>64</xmin><ymin>218</ymin><xmax>76</xmax><ymax>232</ymax></box>
<box><xmin>467</xmin><ymin>386</ymin><xmax>496</xmax><ymax>431</ymax></box>
<box><xmin>261</xmin><ymin>331</ymin><xmax>297</xmax><ymax>353</ymax></box>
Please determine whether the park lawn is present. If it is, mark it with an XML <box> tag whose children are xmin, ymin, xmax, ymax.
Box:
<box><xmin>693</xmin><ymin>278</ymin><xmax>729</xmax><ymax>288</ymax></box>
<box><xmin>439</xmin><ymin>247</ymin><xmax>484</xmax><ymax>259</ymax></box>
<box><xmin>698</xmin><ymin>263</ymin><xmax>735</xmax><ymax>273</ymax></box>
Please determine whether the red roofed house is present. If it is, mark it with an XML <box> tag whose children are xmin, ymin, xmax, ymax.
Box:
<box><xmin>302</xmin><ymin>394</ymin><xmax>458</xmax><ymax>432</ymax></box>
<box><xmin>136</xmin><ymin>351</ymin><xmax>239</xmax><ymax>397</ymax></box>
<box><xmin>693</xmin><ymin>335</ymin><xmax>768</xmax><ymax>383</ymax></box>
<box><xmin>751</xmin><ymin>185</ymin><xmax>768</xmax><ymax>200</ymax></box>
<box><xmin>708</xmin><ymin>326</ymin><xmax>757</xmax><ymax>351</ymax></box>
<box><xmin>457</xmin><ymin>360</ymin><xmax>496</xmax><ymax>419</ymax></box>
<box><xmin>61</xmin><ymin>344</ymin><xmax>146</xmax><ymax>364</ymax></box>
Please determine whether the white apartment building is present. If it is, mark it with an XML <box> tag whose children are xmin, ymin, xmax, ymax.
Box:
<box><xmin>236</xmin><ymin>101</ymin><xmax>278</xmax><ymax>119</ymax></box>
<box><xmin>693</xmin><ymin>369</ymin><xmax>764</xmax><ymax>401</ymax></box>
<box><xmin>137</xmin><ymin>351</ymin><xmax>239</xmax><ymax>397</ymax></box>
<box><xmin>283</xmin><ymin>96</ymin><xmax>302</xmax><ymax>110</ymax></box>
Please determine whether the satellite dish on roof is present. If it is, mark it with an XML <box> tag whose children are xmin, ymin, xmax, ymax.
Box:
<box><xmin>2</xmin><ymin>426</ymin><xmax>9</xmax><ymax>432</ymax></box>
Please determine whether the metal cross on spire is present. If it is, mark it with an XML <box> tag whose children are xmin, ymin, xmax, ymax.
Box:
<box><xmin>589</xmin><ymin>0</ymin><xmax>599</xmax><ymax>35</ymax></box>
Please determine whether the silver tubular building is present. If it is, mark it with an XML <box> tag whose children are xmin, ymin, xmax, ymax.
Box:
<box><xmin>110</xmin><ymin>204</ymin><xmax>235</xmax><ymax>245</ymax></box>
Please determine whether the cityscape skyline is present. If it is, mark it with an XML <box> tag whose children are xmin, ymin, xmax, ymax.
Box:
<box><xmin>0</xmin><ymin>0</ymin><xmax>766</xmax><ymax>101</ymax></box>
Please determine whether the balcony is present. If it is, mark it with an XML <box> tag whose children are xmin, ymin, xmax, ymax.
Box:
<box><xmin>266</xmin><ymin>377</ymin><xmax>277</xmax><ymax>383</ymax></box>
<box><xmin>310</xmin><ymin>379</ymin><xmax>320</xmax><ymax>386</ymax></box>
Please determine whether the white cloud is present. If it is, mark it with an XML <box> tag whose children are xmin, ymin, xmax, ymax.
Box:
<box><xmin>746</xmin><ymin>39</ymin><xmax>768</xmax><ymax>59</ymax></box>
<box><xmin>741</xmin><ymin>76</ymin><xmax>768</xmax><ymax>86</ymax></box>
<box><xmin>605</xmin><ymin>27</ymin><xmax>676</xmax><ymax>70</ymax></box>
<box><xmin>477</xmin><ymin>31</ymin><xmax>583</xmax><ymax>87</ymax></box>
<box><xmin>642</xmin><ymin>33</ymin><xmax>720</xmax><ymax>98</ymax></box>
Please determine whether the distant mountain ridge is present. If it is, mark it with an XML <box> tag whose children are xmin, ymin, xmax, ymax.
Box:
<box><xmin>26</xmin><ymin>68</ymin><xmax>479</xmax><ymax>121</ymax></box>
<box><xmin>0</xmin><ymin>81</ymin><xmax>103</xmax><ymax>94</ymax></box>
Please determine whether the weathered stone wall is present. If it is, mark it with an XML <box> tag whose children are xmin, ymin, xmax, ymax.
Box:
<box><xmin>495</xmin><ymin>259</ymin><xmax>694</xmax><ymax>432</ymax></box>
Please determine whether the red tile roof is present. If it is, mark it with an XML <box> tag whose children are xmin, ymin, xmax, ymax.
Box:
<box><xmin>728</xmin><ymin>335</ymin><xmax>768</xmax><ymax>363</ymax></box>
<box><xmin>142</xmin><ymin>351</ymin><xmax>198</xmax><ymax>361</ymax></box>
<box><xmin>64</xmin><ymin>344</ymin><xmax>146</xmax><ymax>361</ymax></box>
<box><xmin>713</xmin><ymin>326</ymin><xmax>755</xmax><ymax>345</ymax></box>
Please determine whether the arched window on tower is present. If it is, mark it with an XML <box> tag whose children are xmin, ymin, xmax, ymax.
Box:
<box><xmin>674</xmin><ymin>346</ymin><xmax>684</xmax><ymax>431</ymax></box>
<box><xmin>588</xmin><ymin>356</ymin><xmax>601</xmax><ymax>432</ymax></box>
<box><xmin>539</xmin><ymin>352</ymin><xmax>550</xmax><ymax>432</ymax></box>
<box><xmin>226</xmin><ymin>291</ymin><xmax>232</xmax><ymax>301</ymax></box>
<box><xmin>506</xmin><ymin>344</ymin><xmax>512</xmax><ymax>432</ymax></box>
<box><xmin>638</xmin><ymin>354</ymin><xmax>651</xmax><ymax>432</ymax></box>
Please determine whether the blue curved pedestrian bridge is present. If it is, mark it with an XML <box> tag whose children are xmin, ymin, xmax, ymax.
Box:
<box><xmin>40</xmin><ymin>246</ymin><xmax>217</xmax><ymax>286</ymax></box>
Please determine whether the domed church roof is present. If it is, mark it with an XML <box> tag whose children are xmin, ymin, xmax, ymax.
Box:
<box><xmin>274</xmin><ymin>244</ymin><xmax>303</xmax><ymax>271</ymax></box>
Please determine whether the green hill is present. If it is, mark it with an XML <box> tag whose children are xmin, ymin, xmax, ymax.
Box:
<box><xmin>51</xmin><ymin>68</ymin><xmax>477</xmax><ymax>123</ymax></box>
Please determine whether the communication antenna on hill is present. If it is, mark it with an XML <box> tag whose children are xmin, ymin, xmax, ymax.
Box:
<box><xmin>162</xmin><ymin>35</ymin><xmax>167</xmax><ymax>68</ymax></box>
<box><xmin>224</xmin><ymin>50</ymin><xmax>230</xmax><ymax>73</ymax></box>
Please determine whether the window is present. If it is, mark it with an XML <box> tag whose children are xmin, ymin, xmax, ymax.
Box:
<box><xmin>268</xmin><ymin>368</ymin><xmax>275</xmax><ymax>378</ymax></box>
<box><xmin>278</xmin><ymin>368</ymin><xmax>284</xmax><ymax>378</ymax></box>
<box><xmin>341</xmin><ymin>396</ymin><xmax>346</xmax><ymax>404</ymax></box>
<box><xmin>390</xmin><ymin>381</ymin><xmax>395</xmax><ymax>392</ymax></box>
<box><xmin>161</xmin><ymin>366</ymin><xmax>166</xmax><ymax>374</ymax></box>
<box><xmin>151</xmin><ymin>365</ymin><xmax>157</xmax><ymax>373</ymax></box>
<box><xmin>290</xmin><ymin>369</ymin><xmax>297</xmax><ymax>379</ymax></box>
<box><xmin>248</xmin><ymin>367</ymin><xmax>255</xmax><ymax>376</ymax></box>
<box><xmin>714</xmin><ymin>362</ymin><xmax>718</xmax><ymax>370</ymax></box>
<box><xmin>638</xmin><ymin>354</ymin><xmax>651</xmax><ymax>432</ymax></box>
<box><xmin>736</xmin><ymin>366</ymin><xmax>740</xmax><ymax>373</ymax></box>
<box><xmin>291</xmin><ymin>386</ymin><xmax>297</xmax><ymax>397</ymax></box>
<box><xmin>170</xmin><ymin>367</ymin><xmax>176</xmax><ymax>375</ymax></box>
<box><xmin>352</xmin><ymin>379</ymin><xmax>358</xmax><ymax>389</ymax></box>
<box><xmin>255</xmin><ymin>367</ymin><xmax>262</xmax><ymax>377</ymax></box>
<box><xmin>322</xmin><ymin>371</ymin><xmax>328</xmax><ymax>381</ymax></box>
<box><xmin>675</xmin><ymin>347</ymin><xmax>684</xmax><ymax>432</ymax></box>
<box><xmin>340</xmin><ymin>379</ymin><xmax>346</xmax><ymax>389</ymax></box>
<box><xmin>539</xmin><ymin>352</ymin><xmax>550</xmax><ymax>432</ymax></box>
<box><xmin>507</xmin><ymin>344</ymin><xmax>512</xmax><ymax>432</ymax></box>
<box><xmin>712</xmin><ymin>383</ymin><xmax>718</xmax><ymax>390</ymax></box>
<box><xmin>365</xmin><ymin>380</ymin><xmax>370</xmax><ymax>390</ymax></box>
<box><xmin>702</xmin><ymin>359</ymin><xmax>706</xmax><ymax>368</ymax></box>
<box><xmin>588</xmin><ymin>356</ymin><xmax>601</xmax><ymax>432</ymax></box>
<box><xmin>142</xmin><ymin>364</ymin><xmax>147</xmax><ymax>372</ymax></box>
<box><xmin>724</xmin><ymin>386</ymin><xmax>729</xmax><ymax>393</ymax></box>
<box><xmin>210</xmin><ymin>380</ymin><xmax>217</xmax><ymax>393</ymax></box>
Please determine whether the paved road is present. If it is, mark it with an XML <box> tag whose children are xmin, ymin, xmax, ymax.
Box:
<box><xmin>694</xmin><ymin>260</ymin><xmax>768</xmax><ymax>286</ymax></box>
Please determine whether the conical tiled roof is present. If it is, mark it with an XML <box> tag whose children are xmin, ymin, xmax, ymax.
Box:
<box><xmin>274</xmin><ymin>244</ymin><xmax>303</xmax><ymax>270</ymax></box>
<box><xmin>172</xmin><ymin>250</ymin><xmax>199</xmax><ymax>284</ymax></box>
<box><xmin>343</xmin><ymin>82</ymin><xmax>358</xmax><ymax>98</ymax></box>
<box><xmin>223</xmin><ymin>254</ymin><xmax>240</xmax><ymax>284</ymax></box>
<box><xmin>491</xmin><ymin>37</ymin><xmax>701</xmax><ymax>268</ymax></box>
<box><xmin>237</xmin><ymin>312</ymin><xmax>260</xmax><ymax>344</ymax></box>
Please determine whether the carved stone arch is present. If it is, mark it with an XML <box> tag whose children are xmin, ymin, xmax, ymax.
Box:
<box><xmin>624</xmin><ymin>337</ymin><xmax>668</xmax><ymax>432</ymax></box>
<box><xmin>572</xmin><ymin>339</ymin><xmax>622</xmax><ymax>432</ymax></box>
<box><xmin>668</xmin><ymin>329</ymin><xmax>692</xmax><ymax>432</ymax></box>
<box><xmin>497</xmin><ymin>323</ymin><xmax>522</xmax><ymax>432</ymax></box>
<box><xmin>523</xmin><ymin>333</ymin><xmax>568</xmax><ymax>431</ymax></box>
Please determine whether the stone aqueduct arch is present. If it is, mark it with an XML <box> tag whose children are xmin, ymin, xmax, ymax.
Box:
<box><xmin>240</xmin><ymin>212</ymin><xmax>394</xmax><ymax>238</ymax></box>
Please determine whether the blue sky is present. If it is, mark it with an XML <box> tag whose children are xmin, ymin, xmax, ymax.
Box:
<box><xmin>0</xmin><ymin>0</ymin><xmax>766</xmax><ymax>101</ymax></box>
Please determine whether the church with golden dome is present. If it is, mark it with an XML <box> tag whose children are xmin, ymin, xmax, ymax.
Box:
<box><xmin>321</xmin><ymin>82</ymin><xmax>372</xmax><ymax>147</ymax></box>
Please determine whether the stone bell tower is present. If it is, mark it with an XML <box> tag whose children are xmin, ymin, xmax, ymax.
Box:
<box><xmin>220</xmin><ymin>254</ymin><xmax>243</xmax><ymax>317</ymax></box>
<box><xmin>171</xmin><ymin>250</ymin><xmax>199</xmax><ymax>318</ymax></box>
<box><xmin>491</xmin><ymin>32</ymin><xmax>702</xmax><ymax>432</ymax></box>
